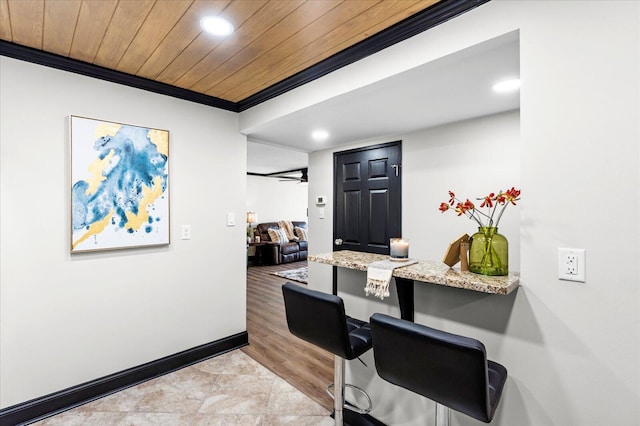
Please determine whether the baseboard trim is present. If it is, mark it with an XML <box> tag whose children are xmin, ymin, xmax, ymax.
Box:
<box><xmin>0</xmin><ymin>331</ymin><xmax>248</xmax><ymax>426</ymax></box>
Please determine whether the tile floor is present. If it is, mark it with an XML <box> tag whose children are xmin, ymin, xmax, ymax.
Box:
<box><xmin>33</xmin><ymin>350</ymin><xmax>333</xmax><ymax>425</ymax></box>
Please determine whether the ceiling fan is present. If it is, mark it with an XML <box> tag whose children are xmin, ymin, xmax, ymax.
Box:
<box><xmin>276</xmin><ymin>168</ymin><xmax>308</xmax><ymax>183</ymax></box>
<box><xmin>246</xmin><ymin>167</ymin><xmax>308</xmax><ymax>183</ymax></box>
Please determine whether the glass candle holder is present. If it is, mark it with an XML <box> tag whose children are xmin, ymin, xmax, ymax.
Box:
<box><xmin>390</xmin><ymin>238</ymin><xmax>409</xmax><ymax>259</ymax></box>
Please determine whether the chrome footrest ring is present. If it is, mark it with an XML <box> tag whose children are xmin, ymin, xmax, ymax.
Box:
<box><xmin>326</xmin><ymin>383</ymin><xmax>373</xmax><ymax>414</ymax></box>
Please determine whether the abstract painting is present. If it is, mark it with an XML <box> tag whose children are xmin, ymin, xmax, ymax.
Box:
<box><xmin>70</xmin><ymin>116</ymin><xmax>169</xmax><ymax>252</ymax></box>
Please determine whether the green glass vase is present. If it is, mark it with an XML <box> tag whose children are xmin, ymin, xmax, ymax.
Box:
<box><xmin>469</xmin><ymin>227</ymin><xmax>508</xmax><ymax>276</ymax></box>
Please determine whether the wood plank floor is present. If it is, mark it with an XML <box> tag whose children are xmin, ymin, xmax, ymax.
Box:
<box><xmin>241</xmin><ymin>261</ymin><xmax>334</xmax><ymax>411</ymax></box>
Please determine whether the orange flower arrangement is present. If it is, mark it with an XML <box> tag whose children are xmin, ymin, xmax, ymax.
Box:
<box><xmin>439</xmin><ymin>187</ymin><xmax>521</xmax><ymax>228</ymax></box>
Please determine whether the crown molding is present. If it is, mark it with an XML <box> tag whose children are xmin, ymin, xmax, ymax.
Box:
<box><xmin>1</xmin><ymin>0</ymin><xmax>489</xmax><ymax>113</ymax></box>
<box><xmin>0</xmin><ymin>40</ymin><xmax>238</xmax><ymax>112</ymax></box>
<box><xmin>236</xmin><ymin>0</ymin><xmax>490</xmax><ymax>111</ymax></box>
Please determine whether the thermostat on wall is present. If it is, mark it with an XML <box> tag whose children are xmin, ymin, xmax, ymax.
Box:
<box><xmin>316</xmin><ymin>196</ymin><xmax>326</xmax><ymax>205</ymax></box>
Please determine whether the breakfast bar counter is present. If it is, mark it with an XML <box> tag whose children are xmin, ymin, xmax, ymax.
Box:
<box><xmin>309</xmin><ymin>250</ymin><xmax>519</xmax><ymax>295</ymax></box>
<box><xmin>309</xmin><ymin>250</ymin><xmax>520</xmax><ymax>321</ymax></box>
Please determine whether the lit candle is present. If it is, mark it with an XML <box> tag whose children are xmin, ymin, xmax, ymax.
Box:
<box><xmin>390</xmin><ymin>238</ymin><xmax>409</xmax><ymax>259</ymax></box>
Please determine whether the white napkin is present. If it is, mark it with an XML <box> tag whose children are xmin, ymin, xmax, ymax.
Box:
<box><xmin>365</xmin><ymin>259</ymin><xmax>418</xmax><ymax>300</ymax></box>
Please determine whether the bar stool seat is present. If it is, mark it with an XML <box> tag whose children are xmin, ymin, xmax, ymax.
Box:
<box><xmin>370</xmin><ymin>313</ymin><xmax>507</xmax><ymax>425</ymax></box>
<box><xmin>282</xmin><ymin>282</ymin><xmax>373</xmax><ymax>425</ymax></box>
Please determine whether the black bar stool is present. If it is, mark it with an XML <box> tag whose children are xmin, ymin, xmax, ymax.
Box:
<box><xmin>282</xmin><ymin>282</ymin><xmax>373</xmax><ymax>425</ymax></box>
<box><xmin>370</xmin><ymin>313</ymin><xmax>507</xmax><ymax>425</ymax></box>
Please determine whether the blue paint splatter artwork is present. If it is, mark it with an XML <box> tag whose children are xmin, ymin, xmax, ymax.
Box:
<box><xmin>70</xmin><ymin>116</ymin><xmax>169</xmax><ymax>252</ymax></box>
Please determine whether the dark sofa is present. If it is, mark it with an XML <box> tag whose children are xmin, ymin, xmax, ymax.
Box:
<box><xmin>255</xmin><ymin>221</ymin><xmax>308</xmax><ymax>265</ymax></box>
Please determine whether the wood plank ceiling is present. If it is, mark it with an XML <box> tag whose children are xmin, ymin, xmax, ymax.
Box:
<box><xmin>0</xmin><ymin>0</ymin><xmax>442</xmax><ymax>108</ymax></box>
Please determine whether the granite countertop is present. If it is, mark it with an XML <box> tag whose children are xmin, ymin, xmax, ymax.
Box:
<box><xmin>308</xmin><ymin>250</ymin><xmax>519</xmax><ymax>295</ymax></box>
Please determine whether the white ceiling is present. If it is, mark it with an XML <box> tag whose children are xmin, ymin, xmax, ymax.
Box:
<box><xmin>247</xmin><ymin>31</ymin><xmax>519</xmax><ymax>174</ymax></box>
<box><xmin>246</xmin><ymin>141</ymin><xmax>309</xmax><ymax>175</ymax></box>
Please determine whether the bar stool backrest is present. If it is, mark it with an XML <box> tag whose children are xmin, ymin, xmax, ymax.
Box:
<box><xmin>370</xmin><ymin>313</ymin><xmax>505</xmax><ymax>423</ymax></box>
<box><xmin>282</xmin><ymin>282</ymin><xmax>354</xmax><ymax>360</ymax></box>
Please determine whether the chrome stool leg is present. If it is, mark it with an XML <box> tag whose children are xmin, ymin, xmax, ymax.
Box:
<box><xmin>334</xmin><ymin>356</ymin><xmax>344</xmax><ymax>425</ymax></box>
<box><xmin>435</xmin><ymin>403</ymin><xmax>451</xmax><ymax>426</ymax></box>
<box><xmin>326</xmin><ymin>356</ymin><xmax>373</xmax><ymax>425</ymax></box>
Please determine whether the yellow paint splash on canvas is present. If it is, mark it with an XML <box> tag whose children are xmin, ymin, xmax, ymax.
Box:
<box><xmin>85</xmin><ymin>149</ymin><xmax>115</xmax><ymax>195</ymax></box>
<box><xmin>124</xmin><ymin>176</ymin><xmax>165</xmax><ymax>231</ymax></box>
<box><xmin>94</xmin><ymin>122</ymin><xmax>121</xmax><ymax>139</ymax></box>
<box><xmin>72</xmin><ymin>209</ymin><xmax>114</xmax><ymax>250</ymax></box>
<box><xmin>148</xmin><ymin>129</ymin><xmax>168</xmax><ymax>156</ymax></box>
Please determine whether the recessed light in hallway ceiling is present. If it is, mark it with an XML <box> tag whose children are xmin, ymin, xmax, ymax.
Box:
<box><xmin>492</xmin><ymin>78</ymin><xmax>521</xmax><ymax>93</ymax></box>
<box><xmin>200</xmin><ymin>16</ymin><xmax>234</xmax><ymax>37</ymax></box>
<box><xmin>311</xmin><ymin>130</ymin><xmax>330</xmax><ymax>142</ymax></box>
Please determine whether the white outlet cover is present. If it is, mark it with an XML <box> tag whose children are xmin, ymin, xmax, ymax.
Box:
<box><xmin>558</xmin><ymin>248</ymin><xmax>586</xmax><ymax>282</ymax></box>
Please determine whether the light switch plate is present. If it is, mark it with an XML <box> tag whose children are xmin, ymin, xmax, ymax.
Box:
<box><xmin>227</xmin><ymin>212</ymin><xmax>235</xmax><ymax>226</ymax></box>
<box><xmin>181</xmin><ymin>225</ymin><xmax>191</xmax><ymax>240</ymax></box>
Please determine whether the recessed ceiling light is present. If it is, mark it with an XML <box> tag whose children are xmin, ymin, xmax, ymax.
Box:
<box><xmin>492</xmin><ymin>78</ymin><xmax>521</xmax><ymax>93</ymax></box>
<box><xmin>311</xmin><ymin>130</ymin><xmax>329</xmax><ymax>142</ymax></box>
<box><xmin>200</xmin><ymin>16</ymin><xmax>234</xmax><ymax>37</ymax></box>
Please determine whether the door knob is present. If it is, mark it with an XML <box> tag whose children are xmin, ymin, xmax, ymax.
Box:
<box><xmin>335</xmin><ymin>238</ymin><xmax>343</xmax><ymax>246</ymax></box>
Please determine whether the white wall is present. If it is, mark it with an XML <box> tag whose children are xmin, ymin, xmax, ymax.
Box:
<box><xmin>404</xmin><ymin>110</ymin><xmax>521</xmax><ymax>268</ymax></box>
<box><xmin>246</xmin><ymin>175</ymin><xmax>308</xmax><ymax>225</ymax></box>
<box><xmin>302</xmin><ymin>2</ymin><xmax>639</xmax><ymax>425</ymax></box>
<box><xmin>0</xmin><ymin>57</ymin><xmax>247</xmax><ymax>408</ymax></box>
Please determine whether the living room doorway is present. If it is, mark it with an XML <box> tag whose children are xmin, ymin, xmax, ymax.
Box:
<box><xmin>243</xmin><ymin>142</ymin><xmax>332</xmax><ymax>409</ymax></box>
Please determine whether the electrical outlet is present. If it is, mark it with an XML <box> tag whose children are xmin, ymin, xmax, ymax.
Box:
<box><xmin>565</xmin><ymin>254</ymin><xmax>578</xmax><ymax>275</ymax></box>
<box><xmin>558</xmin><ymin>248</ymin><xmax>585</xmax><ymax>282</ymax></box>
